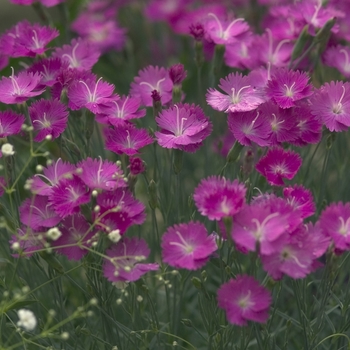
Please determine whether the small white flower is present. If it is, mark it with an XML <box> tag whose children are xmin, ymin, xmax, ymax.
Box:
<box><xmin>46</xmin><ymin>227</ymin><xmax>62</xmax><ymax>241</ymax></box>
<box><xmin>17</xmin><ymin>309</ymin><xmax>37</xmax><ymax>331</ymax></box>
<box><xmin>108</xmin><ymin>229</ymin><xmax>121</xmax><ymax>243</ymax></box>
<box><xmin>1</xmin><ymin>143</ymin><xmax>15</xmax><ymax>156</ymax></box>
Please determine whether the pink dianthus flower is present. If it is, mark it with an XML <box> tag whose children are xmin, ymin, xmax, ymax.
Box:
<box><xmin>217</xmin><ymin>275</ymin><xmax>271</xmax><ymax>326</ymax></box>
<box><xmin>161</xmin><ymin>221</ymin><xmax>217</xmax><ymax>270</ymax></box>
<box><xmin>255</xmin><ymin>148</ymin><xmax>302</xmax><ymax>186</ymax></box>
<box><xmin>0</xmin><ymin>110</ymin><xmax>25</xmax><ymax>138</ymax></box>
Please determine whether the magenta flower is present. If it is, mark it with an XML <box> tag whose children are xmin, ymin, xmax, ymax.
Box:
<box><xmin>19</xmin><ymin>195</ymin><xmax>60</xmax><ymax>230</ymax></box>
<box><xmin>232</xmin><ymin>196</ymin><xmax>302</xmax><ymax>255</ymax></box>
<box><xmin>228</xmin><ymin>110</ymin><xmax>271</xmax><ymax>147</ymax></box>
<box><xmin>319</xmin><ymin>202</ymin><xmax>350</xmax><ymax>250</ymax></box>
<box><xmin>310</xmin><ymin>81</ymin><xmax>350</xmax><ymax>132</ymax></box>
<box><xmin>0</xmin><ymin>70</ymin><xmax>45</xmax><ymax>104</ymax></box>
<box><xmin>324</xmin><ymin>45</ymin><xmax>350</xmax><ymax>78</ymax></box>
<box><xmin>96</xmin><ymin>95</ymin><xmax>146</xmax><ymax>126</ymax></box>
<box><xmin>29</xmin><ymin>99</ymin><xmax>68</xmax><ymax>142</ymax></box>
<box><xmin>103</xmin><ymin>237</ymin><xmax>159</xmax><ymax>283</ymax></box>
<box><xmin>77</xmin><ymin>157</ymin><xmax>126</xmax><ymax>191</ymax></box>
<box><xmin>10</xmin><ymin>227</ymin><xmax>44</xmax><ymax>258</ymax></box>
<box><xmin>128</xmin><ymin>157</ymin><xmax>145</xmax><ymax>176</ymax></box>
<box><xmin>95</xmin><ymin>189</ymin><xmax>146</xmax><ymax>234</ymax></box>
<box><xmin>28</xmin><ymin>158</ymin><xmax>75</xmax><ymax>196</ymax></box>
<box><xmin>49</xmin><ymin>175</ymin><xmax>91</xmax><ymax>218</ymax></box>
<box><xmin>105</xmin><ymin>123</ymin><xmax>153</xmax><ymax>156</ymax></box>
<box><xmin>130</xmin><ymin>66</ymin><xmax>173</xmax><ymax>107</ymax></box>
<box><xmin>155</xmin><ymin>103</ymin><xmax>212</xmax><ymax>152</ymax></box>
<box><xmin>161</xmin><ymin>222</ymin><xmax>217</xmax><ymax>270</ymax></box>
<box><xmin>68</xmin><ymin>72</ymin><xmax>118</xmax><ymax>113</ymax></box>
<box><xmin>0</xmin><ymin>20</ymin><xmax>59</xmax><ymax>58</ymax></box>
<box><xmin>0</xmin><ymin>110</ymin><xmax>25</xmax><ymax>138</ymax></box>
<box><xmin>217</xmin><ymin>275</ymin><xmax>271</xmax><ymax>326</ymax></box>
<box><xmin>206</xmin><ymin>72</ymin><xmax>266</xmax><ymax>113</ymax></box>
<box><xmin>261</xmin><ymin>223</ymin><xmax>329</xmax><ymax>280</ymax></box>
<box><xmin>193</xmin><ymin>176</ymin><xmax>246</xmax><ymax>220</ymax></box>
<box><xmin>204</xmin><ymin>13</ymin><xmax>250</xmax><ymax>45</ymax></box>
<box><xmin>53</xmin><ymin>38</ymin><xmax>100</xmax><ymax>71</ymax></box>
<box><xmin>283</xmin><ymin>185</ymin><xmax>315</xmax><ymax>219</ymax></box>
<box><xmin>28</xmin><ymin>57</ymin><xmax>69</xmax><ymax>88</ymax></box>
<box><xmin>52</xmin><ymin>214</ymin><xmax>96</xmax><ymax>261</ymax></box>
<box><xmin>256</xmin><ymin>148</ymin><xmax>302</xmax><ymax>186</ymax></box>
<box><xmin>266</xmin><ymin>68</ymin><xmax>313</xmax><ymax>109</ymax></box>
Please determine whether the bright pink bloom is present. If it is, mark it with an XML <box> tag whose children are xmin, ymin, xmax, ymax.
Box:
<box><xmin>103</xmin><ymin>237</ymin><xmax>159</xmax><ymax>283</ymax></box>
<box><xmin>53</xmin><ymin>38</ymin><xmax>100</xmax><ymax>71</ymax></box>
<box><xmin>161</xmin><ymin>222</ymin><xmax>217</xmax><ymax>270</ymax></box>
<box><xmin>19</xmin><ymin>195</ymin><xmax>60</xmax><ymax>230</ymax></box>
<box><xmin>324</xmin><ymin>45</ymin><xmax>350</xmax><ymax>78</ymax></box>
<box><xmin>77</xmin><ymin>157</ymin><xmax>126</xmax><ymax>191</ymax></box>
<box><xmin>217</xmin><ymin>275</ymin><xmax>271</xmax><ymax>326</ymax></box>
<box><xmin>283</xmin><ymin>185</ymin><xmax>315</xmax><ymax>219</ymax></box>
<box><xmin>52</xmin><ymin>214</ymin><xmax>96</xmax><ymax>260</ymax></box>
<box><xmin>28</xmin><ymin>57</ymin><xmax>69</xmax><ymax>88</ymax></box>
<box><xmin>95</xmin><ymin>95</ymin><xmax>146</xmax><ymax>126</ymax></box>
<box><xmin>0</xmin><ymin>110</ymin><xmax>25</xmax><ymax>138</ymax></box>
<box><xmin>130</xmin><ymin>66</ymin><xmax>173</xmax><ymax>107</ymax></box>
<box><xmin>105</xmin><ymin>123</ymin><xmax>153</xmax><ymax>156</ymax></box>
<box><xmin>0</xmin><ymin>20</ymin><xmax>59</xmax><ymax>58</ymax></box>
<box><xmin>319</xmin><ymin>202</ymin><xmax>350</xmax><ymax>250</ymax></box>
<box><xmin>68</xmin><ymin>73</ymin><xmax>118</xmax><ymax>113</ymax></box>
<box><xmin>155</xmin><ymin>103</ymin><xmax>212</xmax><ymax>152</ymax></box>
<box><xmin>29</xmin><ymin>99</ymin><xmax>68</xmax><ymax>142</ymax></box>
<box><xmin>49</xmin><ymin>175</ymin><xmax>90</xmax><ymax>218</ymax></box>
<box><xmin>28</xmin><ymin>158</ymin><xmax>75</xmax><ymax>196</ymax></box>
<box><xmin>95</xmin><ymin>189</ymin><xmax>146</xmax><ymax>234</ymax></box>
<box><xmin>207</xmin><ymin>72</ymin><xmax>266</xmax><ymax>113</ymax></box>
<box><xmin>203</xmin><ymin>13</ymin><xmax>250</xmax><ymax>45</ymax></box>
<box><xmin>224</xmin><ymin>36</ymin><xmax>257</xmax><ymax>70</ymax></box>
<box><xmin>193</xmin><ymin>176</ymin><xmax>246</xmax><ymax>220</ymax></box>
<box><xmin>232</xmin><ymin>196</ymin><xmax>302</xmax><ymax>255</ymax></box>
<box><xmin>261</xmin><ymin>223</ymin><xmax>330</xmax><ymax>279</ymax></box>
<box><xmin>228</xmin><ymin>110</ymin><xmax>270</xmax><ymax>147</ymax></box>
<box><xmin>0</xmin><ymin>70</ymin><xmax>45</xmax><ymax>104</ymax></box>
<box><xmin>256</xmin><ymin>148</ymin><xmax>302</xmax><ymax>186</ymax></box>
<box><xmin>310</xmin><ymin>81</ymin><xmax>350</xmax><ymax>132</ymax></box>
<box><xmin>266</xmin><ymin>68</ymin><xmax>313</xmax><ymax>109</ymax></box>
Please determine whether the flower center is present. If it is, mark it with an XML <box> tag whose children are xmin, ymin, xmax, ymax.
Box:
<box><xmin>231</xmin><ymin>85</ymin><xmax>251</xmax><ymax>104</ymax></box>
<box><xmin>332</xmin><ymin>85</ymin><xmax>346</xmax><ymax>114</ymax></box>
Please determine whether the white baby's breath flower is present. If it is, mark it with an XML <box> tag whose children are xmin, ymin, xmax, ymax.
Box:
<box><xmin>1</xmin><ymin>143</ymin><xmax>15</xmax><ymax>156</ymax></box>
<box><xmin>17</xmin><ymin>309</ymin><xmax>37</xmax><ymax>331</ymax></box>
<box><xmin>108</xmin><ymin>229</ymin><xmax>121</xmax><ymax>243</ymax></box>
<box><xmin>46</xmin><ymin>227</ymin><xmax>62</xmax><ymax>241</ymax></box>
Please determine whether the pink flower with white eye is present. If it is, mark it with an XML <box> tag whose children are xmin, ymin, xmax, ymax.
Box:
<box><xmin>28</xmin><ymin>158</ymin><xmax>75</xmax><ymax>196</ymax></box>
<box><xmin>52</xmin><ymin>214</ymin><xmax>96</xmax><ymax>261</ymax></box>
<box><xmin>105</xmin><ymin>123</ymin><xmax>153</xmax><ymax>156</ymax></box>
<box><xmin>104</xmin><ymin>237</ymin><xmax>159</xmax><ymax>283</ymax></box>
<box><xmin>310</xmin><ymin>81</ymin><xmax>350</xmax><ymax>132</ymax></box>
<box><xmin>95</xmin><ymin>95</ymin><xmax>146</xmax><ymax>126</ymax></box>
<box><xmin>29</xmin><ymin>99</ymin><xmax>68</xmax><ymax>142</ymax></box>
<box><xmin>266</xmin><ymin>68</ymin><xmax>313</xmax><ymax>109</ymax></box>
<box><xmin>49</xmin><ymin>175</ymin><xmax>90</xmax><ymax>218</ymax></box>
<box><xmin>228</xmin><ymin>110</ymin><xmax>271</xmax><ymax>147</ymax></box>
<box><xmin>206</xmin><ymin>72</ymin><xmax>266</xmax><ymax>113</ymax></box>
<box><xmin>255</xmin><ymin>148</ymin><xmax>302</xmax><ymax>186</ymax></box>
<box><xmin>0</xmin><ymin>110</ymin><xmax>25</xmax><ymax>138</ymax></box>
<box><xmin>0</xmin><ymin>69</ymin><xmax>45</xmax><ymax>104</ymax></box>
<box><xmin>77</xmin><ymin>157</ymin><xmax>126</xmax><ymax>191</ymax></box>
<box><xmin>67</xmin><ymin>72</ymin><xmax>118</xmax><ymax>113</ymax></box>
<box><xmin>161</xmin><ymin>221</ymin><xmax>217</xmax><ymax>270</ymax></box>
<box><xmin>203</xmin><ymin>13</ymin><xmax>250</xmax><ymax>45</ymax></box>
<box><xmin>324</xmin><ymin>45</ymin><xmax>350</xmax><ymax>79</ymax></box>
<box><xmin>232</xmin><ymin>195</ymin><xmax>302</xmax><ymax>255</ymax></box>
<box><xmin>193</xmin><ymin>176</ymin><xmax>246</xmax><ymax>220</ymax></box>
<box><xmin>217</xmin><ymin>275</ymin><xmax>271</xmax><ymax>326</ymax></box>
<box><xmin>19</xmin><ymin>195</ymin><xmax>60</xmax><ymax>230</ymax></box>
<box><xmin>130</xmin><ymin>66</ymin><xmax>173</xmax><ymax>107</ymax></box>
<box><xmin>319</xmin><ymin>202</ymin><xmax>350</xmax><ymax>251</ymax></box>
<box><xmin>283</xmin><ymin>184</ymin><xmax>315</xmax><ymax>219</ymax></box>
<box><xmin>53</xmin><ymin>38</ymin><xmax>100</xmax><ymax>71</ymax></box>
<box><xmin>0</xmin><ymin>20</ymin><xmax>59</xmax><ymax>58</ymax></box>
<box><xmin>155</xmin><ymin>103</ymin><xmax>212</xmax><ymax>152</ymax></box>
